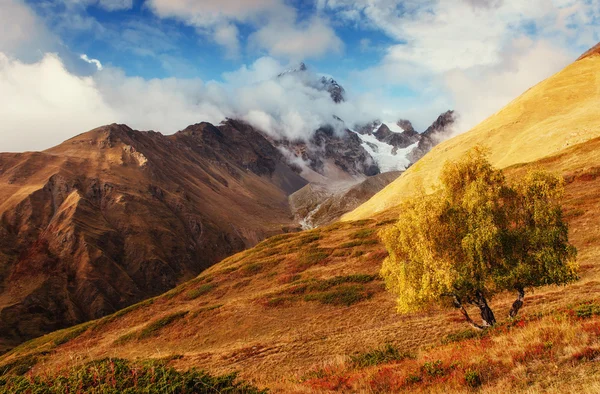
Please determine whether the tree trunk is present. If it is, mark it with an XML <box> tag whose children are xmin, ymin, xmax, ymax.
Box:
<box><xmin>452</xmin><ymin>296</ymin><xmax>484</xmax><ymax>330</ymax></box>
<box><xmin>474</xmin><ymin>291</ymin><xmax>496</xmax><ymax>327</ymax></box>
<box><xmin>509</xmin><ymin>288</ymin><xmax>525</xmax><ymax>318</ymax></box>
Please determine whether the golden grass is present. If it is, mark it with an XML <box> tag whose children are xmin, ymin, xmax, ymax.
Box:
<box><xmin>2</xmin><ymin>137</ymin><xmax>600</xmax><ymax>393</ymax></box>
<box><xmin>282</xmin><ymin>303</ymin><xmax>600</xmax><ymax>393</ymax></box>
<box><xmin>345</xmin><ymin>54</ymin><xmax>600</xmax><ymax>221</ymax></box>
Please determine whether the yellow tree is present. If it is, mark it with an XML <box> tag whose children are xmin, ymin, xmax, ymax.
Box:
<box><xmin>380</xmin><ymin>147</ymin><xmax>578</xmax><ymax>329</ymax></box>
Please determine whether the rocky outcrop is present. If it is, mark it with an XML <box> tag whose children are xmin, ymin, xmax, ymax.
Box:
<box><xmin>374</xmin><ymin>122</ymin><xmax>420</xmax><ymax>151</ymax></box>
<box><xmin>278</xmin><ymin>63</ymin><xmax>345</xmax><ymax>103</ymax></box>
<box><xmin>407</xmin><ymin>110</ymin><xmax>456</xmax><ymax>164</ymax></box>
<box><xmin>319</xmin><ymin>76</ymin><xmax>345</xmax><ymax>103</ymax></box>
<box><xmin>278</xmin><ymin>126</ymin><xmax>380</xmax><ymax>179</ymax></box>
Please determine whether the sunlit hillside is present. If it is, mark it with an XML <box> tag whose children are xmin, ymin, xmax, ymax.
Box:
<box><xmin>344</xmin><ymin>48</ymin><xmax>600</xmax><ymax>221</ymax></box>
<box><xmin>4</xmin><ymin>1</ymin><xmax>600</xmax><ymax>392</ymax></box>
<box><xmin>1</xmin><ymin>134</ymin><xmax>600</xmax><ymax>392</ymax></box>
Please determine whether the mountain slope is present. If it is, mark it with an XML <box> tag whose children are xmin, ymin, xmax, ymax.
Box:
<box><xmin>3</xmin><ymin>135</ymin><xmax>600</xmax><ymax>390</ymax></box>
<box><xmin>290</xmin><ymin>171</ymin><xmax>402</xmax><ymax>228</ymax></box>
<box><xmin>344</xmin><ymin>50</ymin><xmax>600</xmax><ymax>220</ymax></box>
<box><xmin>0</xmin><ymin>120</ymin><xmax>307</xmax><ymax>352</ymax></box>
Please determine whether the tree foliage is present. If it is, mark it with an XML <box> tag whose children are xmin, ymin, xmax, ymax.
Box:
<box><xmin>380</xmin><ymin>147</ymin><xmax>578</xmax><ymax>328</ymax></box>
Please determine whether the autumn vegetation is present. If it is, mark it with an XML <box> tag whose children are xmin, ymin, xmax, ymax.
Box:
<box><xmin>298</xmin><ymin>300</ymin><xmax>600</xmax><ymax>393</ymax></box>
<box><xmin>1</xmin><ymin>136</ymin><xmax>600</xmax><ymax>392</ymax></box>
<box><xmin>0</xmin><ymin>358</ymin><xmax>266</xmax><ymax>393</ymax></box>
<box><xmin>381</xmin><ymin>147</ymin><xmax>578</xmax><ymax>329</ymax></box>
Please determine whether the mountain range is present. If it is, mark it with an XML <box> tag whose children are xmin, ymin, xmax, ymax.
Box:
<box><xmin>0</xmin><ymin>65</ymin><xmax>454</xmax><ymax>353</ymax></box>
<box><xmin>345</xmin><ymin>45</ymin><xmax>600</xmax><ymax>220</ymax></box>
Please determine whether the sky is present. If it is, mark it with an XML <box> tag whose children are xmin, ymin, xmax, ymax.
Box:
<box><xmin>0</xmin><ymin>0</ymin><xmax>599</xmax><ymax>151</ymax></box>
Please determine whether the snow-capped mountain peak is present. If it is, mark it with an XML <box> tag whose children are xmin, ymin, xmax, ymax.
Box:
<box><xmin>277</xmin><ymin>63</ymin><xmax>345</xmax><ymax>104</ymax></box>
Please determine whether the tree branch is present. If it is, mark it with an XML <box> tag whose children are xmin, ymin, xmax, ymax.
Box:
<box><xmin>450</xmin><ymin>295</ymin><xmax>485</xmax><ymax>330</ymax></box>
<box><xmin>473</xmin><ymin>290</ymin><xmax>497</xmax><ymax>327</ymax></box>
<box><xmin>509</xmin><ymin>287</ymin><xmax>525</xmax><ymax>319</ymax></box>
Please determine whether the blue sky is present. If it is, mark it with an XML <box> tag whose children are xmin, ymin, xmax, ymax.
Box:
<box><xmin>1</xmin><ymin>0</ymin><xmax>599</xmax><ymax>151</ymax></box>
<box><xmin>25</xmin><ymin>0</ymin><xmax>396</xmax><ymax>81</ymax></box>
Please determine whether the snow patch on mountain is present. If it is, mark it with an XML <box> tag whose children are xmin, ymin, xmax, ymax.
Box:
<box><xmin>353</xmin><ymin>130</ymin><xmax>417</xmax><ymax>172</ymax></box>
<box><xmin>385</xmin><ymin>122</ymin><xmax>405</xmax><ymax>134</ymax></box>
<box><xmin>371</xmin><ymin>121</ymin><xmax>406</xmax><ymax>135</ymax></box>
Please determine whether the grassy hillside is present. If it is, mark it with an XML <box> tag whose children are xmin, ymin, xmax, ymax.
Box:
<box><xmin>344</xmin><ymin>52</ymin><xmax>600</xmax><ymax>221</ymax></box>
<box><xmin>1</xmin><ymin>135</ymin><xmax>600</xmax><ymax>392</ymax></box>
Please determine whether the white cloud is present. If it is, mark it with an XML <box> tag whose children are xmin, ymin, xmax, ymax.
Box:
<box><xmin>320</xmin><ymin>0</ymin><xmax>599</xmax><ymax>133</ymax></box>
<box><xmin>444</xmin><ymin>38</ymin><xmax>573</xmax><ymax>131</ymax></box>
<box><xmin>146</xmin><ymin>0</ymin><xmax>281</xmax><ymax>23</ymax></box>
<box><xmin>80</xmin><ymin>54</ymin><xmax>103</xmax><ymax>70</ymax></box>
<box><xmin>0</xmin><ymin>0</ymin><xmax>39</xmax><ymax>52</ymax></box>
<box><xmin>221</xmin><ymin>56</ymin><xmax>282</xmax><ymax>85</ymax></box>
<box><xmin>0</xmin><ymin>0</ymin><xmax>59</xmax><ymax>60</ymax></box>
<box><xmin>93</xmin><ymin>67</ymin><xmax>227</xmax><ymax>133</ymax></box>
<box><xmin>96</xmin><ymin>0</ymin><xmax>132</xmax><ymax>11</ymax></box>
<box><xmin>0</xmin><ymin>0</ymin><xmax>373</xmax><ymax>148</ymax></box>
<box><xmin>56</xmin><ymin>0</ymin><xmax>133</xmax><ymax>11</ymax></box>
<box><xmin>0</xmin><ymin>51</ymin><xmax>394</xmax><ymax>152</ymax></box>
<box><xmin>213</xmin><ymin>24</ymin><xmax>240</xmax><ymax>59</ymax></box>
<box><xmin>0</xmin><ymin>52</ymin><xmax>116</xmax><ymax>152</ymax></box>
<box><xmin>319</xmin><ymin>0</ymin><xmax>589</xmax><ymax>72</ymax></box>
<box><xmin>146</xmin><ymin>0</ymin><xmax>342</xmax><ymax>59</ymax></box>
<box><xmin>249</xmin><ymin>17</ymin><xmax>343</xmax><ymax>60</ymax></box>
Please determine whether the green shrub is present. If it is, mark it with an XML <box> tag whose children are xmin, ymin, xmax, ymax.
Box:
<box><xmin>285</xmin><ymin>284</ymin><xmax>309</xmax><ymax>295</ymax></box>
<box><xmin>139</xmin><ymin>311</ymin><xmax>188</xmax><ymax>339</ymax></box>
<box><xmin>0</xmin><ymin>354</ymin><xmax>39</xmax><ymax>376</ymax></box>
<box><xmin>163</xmin><ymin>286</ymin><xmax>187</xmax><ymax>300</ymax></box>
<box><xmin>295</xmin><ymin>235</ymin><xmax>322</xmax><ymax>248</ymax></box>
<box><xmin>186</xmin><ymin>284</ymin><xmax>216</xmax><ymax>300</ymax></box>
<box><xmin>442</xmin><ymin>329</ymin><xmax>486</xmax><ymax>344</ymax></box>
<box><xmin>422</xmin><ymin>360</ymin><xmax>445</xmax><ymax>377</ymax></box>
<box><xmin>351</xmin><ymin>219</ymin><xmax>374</xmax><ymax>227</ymax></box>
<box><xmin>351</xmin><ymin>344</ymin><xmax>414</xmax><ymax>368</ymax></box>
<box><xmin>565</xmin><ymin>209</ymin><xmax>585</xmax><ymax>218</ymax></box>
<box><xmin>53</xmin><ymin>323</ymin><xmax>93</xmax><ymax>346</ymax></box>
<box><xmin>465</xmin><ymin>369</ymin><xmax>482</xmax><ymax>387</ymax></box>
<box><xmin>298</xmin><ymin>247</ymin><xmax>330</xmax><ymax>268</ymax></box>
<box><xmin>331</xmin><ymin>249</ymin><xmax>353</xmax><ymax>257</ymax></box>
<box><xmin>95</xmin><ymin>298</ymin><xmax>156</xmax><ymax>330</ymax></box>
<box><xmin>307</xmin><ymin>275</ymin><xmax>378</xmax><ymax>292</ymax></box>
<box><xmin>574</xmin><ymin>303</ymin><xmax>600</xmax><ymax>319</ymax></box>
<box><xmin>196</xmin><ymin>304</ymin><xmax>223</xmax><ymax>313</ymax></box>
<box><xmin>265</xmin><ymin>297</ymin><xmax>288</xmax><ymax>307</ymax></box>
<box><xmin>406</xmin><ymin>374</ymin><xmax>422</xmax><ymax>384</ymax></box>
<box><xmin>304</xmin><ymin>284</ymin><xmax>372</xmax><ymax>306</ymax></box>
<box><xmin>256</xmin><ymin>233</ymin><xmax>296</xmax><ymax>248</ymax></box>
<box><xmin>115</xmin><ymin>311</ymin><xmax>189</xmax><ymax>344</ymax></box>
<box><xmin>340</xmin><ymin>239</ymin><xmax>379</xmax><ymax>248</ymax></box>
<box><xmin>0</xmin><ymin>358</ymin><xmax>267</xmax><ymax>393</ymax></box>
<box><xmin>243</xmin><ymin>263</ymin><xmax>264</xmax><ymax>276</ymax></box>
<box><xmin>113</xmin><ymin>331</ymin><xmax>138</xmax><ymax>345</ymax></box>
<box><xmin>352</xmin><ymin>229</ymin><xmax>375</xmax><ymax>239</ymax></box>
<box><xmin>255</xmin><ymin>247</ymin><xmax>283</xmax><ymax>258</ymax></box>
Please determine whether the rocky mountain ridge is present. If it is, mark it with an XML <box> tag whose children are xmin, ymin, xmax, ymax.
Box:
<box><xmin>0</xmin><ymin>119</ymin><xmax>307</xmax><ymax>352</ymax></box>
<box><xmin>274</xmin><ymin>62</ymin><xmax>455</xmax><ymax>175</ymax></box>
